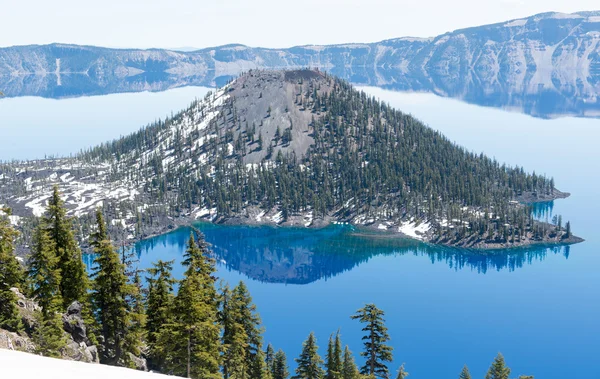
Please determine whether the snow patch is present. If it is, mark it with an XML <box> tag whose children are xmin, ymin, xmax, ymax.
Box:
<box><xmin>398</xmin><ymin>220</ymin><xmax>431</xmax><ymax>240</ymax></box>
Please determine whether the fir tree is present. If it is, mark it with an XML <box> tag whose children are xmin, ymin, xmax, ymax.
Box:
<box><xmin>0</xmin><ymin>214</ymin><xmax>24</xmax><ymax>332</ymax></box>
<box><xmin>395</xmin><ymin>364</ymin><xmax>408</xmax><ymax>379</ymax></box>
<box><xmin>266</xmin><ymin>343</ymin><xmax>276</xmax><ymax>373</ymax></box>
<box><xmin>273</xmin><ymin>349</ymin><xmax>290</xmax><ymax>379</ymax></box>
<box><xmin>459</xmin><ymin>365</ymin><xmax>471</xmax><ymax>379</ymax></box>
<box><xmin>341</xmin><ymin>346</ymin><xmax>360</xmax><ymax>379</ymax></box>
<box><xmin>351</xmin><ymin>304</ymin><xmax>393</xmax><ymax>379</ymax></box>
<box><xmin>326</xmin><ymin>332</ymin><xmax>343</xmax><ymax>379</ymax></box>
<box><xmin>485</xmin><ymin>353</ymin><xmax>511</xmax><ymax>379</ymax></box>
<box><xmin>146</xmin><ymin>259</ymin><xmax>176</xmax><ymax>371</ymax></box>
<box><xmin>294</xmin><ymin>332</ymin><xmax>324</xmax><ymax>379</ymax></box>
<box><xmin>220</xmin><ymin>284</ymin><xmax>247</xmax><ymax>379</ymax></box>
<box><xmin>28</xmin><ymin>225</ymin><xmax>66</xmax><ymax>356</ymax></box>
<box><xmin>159</xmin><ymin>234</ymin><xmax>222</xmax><ymax>379</ymax></box>
<box><xmin>43</xmin><ymin>186</ymin><xmax>88</xmax><ymax>308</ymax></box>
<box><xmin>90</xmin><ymin>209</ymin><xmax>138</xmax><ymax>366</ymax></box>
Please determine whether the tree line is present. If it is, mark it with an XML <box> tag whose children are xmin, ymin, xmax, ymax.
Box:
<box><xmin>77</xmin><ymin>70</ymin><xmax>565</xmax><ymax>245</ymax></box>
<box><xmin>1</xmin><ymin>187</ymin><xmax>534</xmax><ymax>378</ymax></box>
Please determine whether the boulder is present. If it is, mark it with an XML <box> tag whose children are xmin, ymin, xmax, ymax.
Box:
<box><xmin>127</xmin><ymin>353</ymin><xmax>148</xmax><ymax>372</ymax></box>
<box><xmin>0</xmin><ymin>328</ymin><xmax>35</xmax><ymax>353</ymax></box>
<box><xmin>62</xmin><ymin>301</ymin><xmax>87</xmax><ymax>344</ymax></box>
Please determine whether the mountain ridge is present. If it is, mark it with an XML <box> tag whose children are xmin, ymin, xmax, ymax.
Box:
<box><xmin>1</xmin><ymin>11</ymin><xmax>599</xmax><ymax>119</ymax></box>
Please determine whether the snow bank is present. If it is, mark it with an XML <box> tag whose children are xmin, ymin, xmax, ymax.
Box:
<box><xmin>0</xmin><ymin>349</ymin><xmax>177</xmax><ymax>379</ymax></box>
<box><xmin>398</xmin><ymin>220</ymin><xmax>431</xmax><ymax>240</ymax></box>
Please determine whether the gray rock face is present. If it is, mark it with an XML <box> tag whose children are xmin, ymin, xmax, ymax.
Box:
<box><xmin>0</xmin><ymin>11</ymin><xmax>598</xmax><ymax>118</ymax></box>
<box><xmin>62</xmin><ymin>301</ymin><xmax>87</xmax><ymax>344</ymax></box>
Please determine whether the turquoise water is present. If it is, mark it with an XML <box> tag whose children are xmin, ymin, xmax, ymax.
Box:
<box><xmin>6</xmin><ymin>86</ymin><xmax>600</xmax><ymax>378</ymax></box>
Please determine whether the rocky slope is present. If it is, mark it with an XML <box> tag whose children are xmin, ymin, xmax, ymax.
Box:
<box><xmin>1</xmin><ymin>11</ymin><xmax>599</xmax><ymax>118</ymax></box>
<box><xmin>0</xmin><ymin>69</ymin><xmax>582</xmax><ymax>250</ymax></box>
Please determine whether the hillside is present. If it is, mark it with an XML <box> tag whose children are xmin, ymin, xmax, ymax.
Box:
<box><xmin>1</xmin><ymin>11</ymin><xmax>599</xmax><ymax>118</ymax></box>
<box><xmin>0</xmin><ymin>349</ymin><xmax>174</xmax><ymax>379</ymax></box>
<box><xmin>0</xmin><ymin>69</ymin><xmax>581</xmax><ymax>250</ymax></box>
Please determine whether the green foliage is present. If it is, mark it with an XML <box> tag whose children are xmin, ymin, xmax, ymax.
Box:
<box><xmin>294</xmin><ymin>332</ymin><xmax>325</xmax><ymax>379</ymax></box>
<box><xmin>0</xmin><ymin>215</ymin><xmax>24</xmax><ymax>331</ymax></box>
<box><xmin>90</xmin><ymin>209</ymin><xmax>139</xmax><ymax>366</ymax></box>
<box><xmin>158</xmin><ymin>234</ymin><xmax>222</xmax><ymax>379</ymax></box>
<box><xmin>485</xmin><ymin>353</ymin><xmax>511</xmax><ymax>379</ymax></box>
<box><xmin>326</xmin><ymin>332</ymin><xmax>343</xmax><ymax>379</ymax></box>
<box><xmin>28</xmin><ymin>225</ymin><xmax>62</xmax><ymax>318</ymax></box>
<box><xmin>273</xmin><ymin>349</ymin><xmax>290</xmax><ymax>379</ymax></box>
<box><xmin>33</xmin><ymin>309</ymin><xmax>66</xmax><ymax>357</ymax></box>
<box><xmin>351</xmin><ymin>304</ymin><xmax>393</xmax><ymax>379</ymax></box>
<box><xmin>43</xmin><ymin>186</ymin><xmax>88</xmax><ymax>308</ymax></box>
<box><xmin>341</xmin><ymin>346</ymin><xmax>360</xmax><ymax>379</ymax></box>
<box><xmin>395</xmin><ymin>364</ymin><xmax>408</xmax><ymax>379</ymax></box>
<box><xmin>458</xmin><ymin>365</ymin><xmax>471</xmax><ymax>379</ymax></box>
<box><xmin>146</xmin><ymin>259</ymin><xmax>176</xmax><ymax>370</ymax></box>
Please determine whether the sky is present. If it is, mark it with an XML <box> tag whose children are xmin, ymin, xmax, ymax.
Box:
<box><xmin>1</xmin><ymin>0</ymin><xmax>598</xmax><ymax>49</ymax></box>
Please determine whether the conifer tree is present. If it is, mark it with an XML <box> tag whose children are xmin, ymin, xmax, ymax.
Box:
<box><xmin>459</xmin><ymin>365</ymin><xmax>471</xmax><ymax>379</ymax></box>
<box><xmin>326</xmin><ymin>332</ymin><xmax>343</xmax><ymax>379</ymax></box>
<box><xmin>0</xmin><ymin>213</ymin><xmax>24</xmax><ymax>332</ymax></box>
<box><xmin>266</xmin><ymin>343</ymin><xmax>276</xmax><ymax>373</ymax></box>
<box><xmin>294</xmin><ymin>332</ymin><xmax>324</xmax><ymax>379</ymax></box>
<box><xmin>124</xmin><ymin>270</ymin><xmax>146</xmax><ymax>361</ymax></box>
<box><xmin>273</xmin><ymin>349</ymin><xmax>290</xmax><ymax>379</ymax></box>
<box><xmin>28</xmin><ymin>225</ymin><xmax>66</xmax><ymax>356</ymax></box>
<box><xmin>351</xmin><ymin>304</ymin><xmax>393</xmax><ymax>379</ymax></box>
<box><xmin>146</xmin><ymin>259</ymin><xmax>176</xmax><ymax>371</ymax></box>
<box><xmin>159</xmin><ymin>234</ymin><xmax>221</xmax><ymax>379</ymax></box>
<box><xmin>43</xmin><ymin>186</ymin><xmax>88</xmax><ymax>308</ymax></box>
<box><xmin>485</xmin><ymin>353</ymin><xmax>511</xmax><ymax>379</ymax></box>
<box><xmin>220</xmin><ymin>284</ymin><xmax>247</xmax><ymax>379</ymax></box>
<box><xmin>252</xmin><ymin>348</ymin><xmax>273</xmax><ymax>379</ymax></box>
<box><xmin>395</xmin><ymin>364</ymin><xmax>408</xmax><ymax>379</ymax></box>
<box><xmin>234</xmin><ymin>281</ymin><xmax>264</xmax><ymax>371</ymax></box>
<box><xmin>341</xmin><ymin>346</ymin><xmax>360</xmax><ymax>379</ymax></box>
<box><xmin>90</xmin><ymin>209</ymin><xmax>138</xmax><ymax>366</ymax></box>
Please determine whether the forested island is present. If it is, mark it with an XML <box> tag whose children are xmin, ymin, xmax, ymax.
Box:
<box><xmin>0</xmin><ymin>69</ymin><xmax>582</xmax><ymax>252</ymax></box>
<box><xmin>1</xmin><ymin>197</ymin><xmax>535</xmax><ymax>378</ymax></box>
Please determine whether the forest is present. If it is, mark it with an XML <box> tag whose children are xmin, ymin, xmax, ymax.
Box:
<box><xmin>1</xmin><ymin>189</ymin><xmax>535</xmax><ymax>379</ymax></box>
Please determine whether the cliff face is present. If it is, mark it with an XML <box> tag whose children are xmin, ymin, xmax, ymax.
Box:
<box><xmin>1</xmin><ymin>12</ymin><xmax>599</xmax><ymax>117</ymax></box>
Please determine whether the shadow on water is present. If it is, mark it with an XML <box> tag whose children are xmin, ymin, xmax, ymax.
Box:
<box><xmin>90</xmin><ymin>223</ymin><xmax>572</xmax><ymax>285</ymax></box>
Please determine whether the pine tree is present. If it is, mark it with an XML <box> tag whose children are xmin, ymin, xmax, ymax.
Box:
<box><xmin>28</xmin><ymin>225</ymin><xmax>66</xmax><ymax>356</ymax></box>
<box><xmin>159</xmin><ymin>234</ymin><xmax>222</xmax><ymax>379</ymax></box>
<box><xmin>485</xmin><ymin>353</ymin><xmax>511</xmax><ymax>379</ymax></box>
<box><xmin>273</xmin><ymin>349</ymin><xmax>290</xmax><ymax>379</ymax></box>
<box><xmin>220</xmin><ymin>284</ymin><xmax>247</xmax><ymax>379</ymax></box>
<box><xmin>234</xmin><ymin>281</ymin><xmax>264</xmax><ymax>370</ymax></box>
<box><xmin>341</xmin><ymin>346</ymin><xmax>360</xmax><ymax>379</ymax></box>
<box><xmin>90</xmin><ymin>209</ymin><xmax>137</xmax><ymax>366</ymax></box>
<box><xmin>459</xmin><ymin>365</ymin><xmax>471</xmax><ymax>379</ymax></box>
<box><xmin>124</xmin><ymin>270</ymin><xmax>146</xmax><ymax>362</ymax></box>
<box><xmin>146</xmin><ymin>259</ymin><xmax>176</xmax><ymax>371</ymax></box>
<box><xmin>252</xmin><ymin>348</ymin><xmax>273</xmax><ymax>379</ymax></box>
<box><xmin>326</xmin><ymin>332</ymin><xmax>342</xmax><ymax>379</ymax></box>
<box><xmin>43</xmin><ymin>186</ymin><xmax>88</xmax><ymax>308</ymax></box>
<box><xmin>266</xmin><ymin>343</ymin><xmax>276</xmax><ymax>373</ymax></box>
<box><xmin>0</xmin><ymin>213</ymin><xmax>24</xmax><ymax>332</ymax></box>
<box><xmin>351</xmin><ymin>304</ymin><xmax>393</xmax><ymax>379</ymax></box>
<box><xmin>294</xmin><ymin>332</ymin><xmax>324</xmax><ymax>379</ymax></box>
<box><xmin>395</xmin><ymin>364</ymin><xmax>408</xmax><ymax>379</ymax></box>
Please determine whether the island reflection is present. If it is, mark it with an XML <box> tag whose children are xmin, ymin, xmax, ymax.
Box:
<box><xmin>127</xmin><ymin>223</ymin><xmax>571</xmax><ymax>285</ymax></box>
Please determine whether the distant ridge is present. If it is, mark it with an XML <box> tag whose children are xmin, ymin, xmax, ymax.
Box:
<box><xmin>1</xmin><ymin>11</ymin><xmax>599</xmax><ymax>119</ymax></box>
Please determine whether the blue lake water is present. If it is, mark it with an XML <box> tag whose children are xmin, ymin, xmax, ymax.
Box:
<box><xmin>4</xmin><ymin>85</ymin><xmax>600</xmax><ymax>378</ymax></box>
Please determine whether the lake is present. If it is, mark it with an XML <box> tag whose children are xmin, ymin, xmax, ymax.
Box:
<box><xmin>3</xmin><ymin>81</ymin><xmax>599</xmax><ymax>378</ymax></box>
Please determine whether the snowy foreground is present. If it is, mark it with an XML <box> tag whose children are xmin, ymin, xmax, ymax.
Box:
<box><xmin>0</xmin><ymin>349</ymin><xmax>178</xmax><ymax>379</ymax></box>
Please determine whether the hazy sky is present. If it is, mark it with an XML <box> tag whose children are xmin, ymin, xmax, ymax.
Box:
<box><xmin>1</xmin><ymin>0</ymin><xmax>598</xmax><ymax>49</ymax></box>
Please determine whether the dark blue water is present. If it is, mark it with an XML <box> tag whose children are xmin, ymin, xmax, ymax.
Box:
<box><xmin>7</xmin><ymin>85</ymin><xmax>600</xmax><ymax>378</ymax></box>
